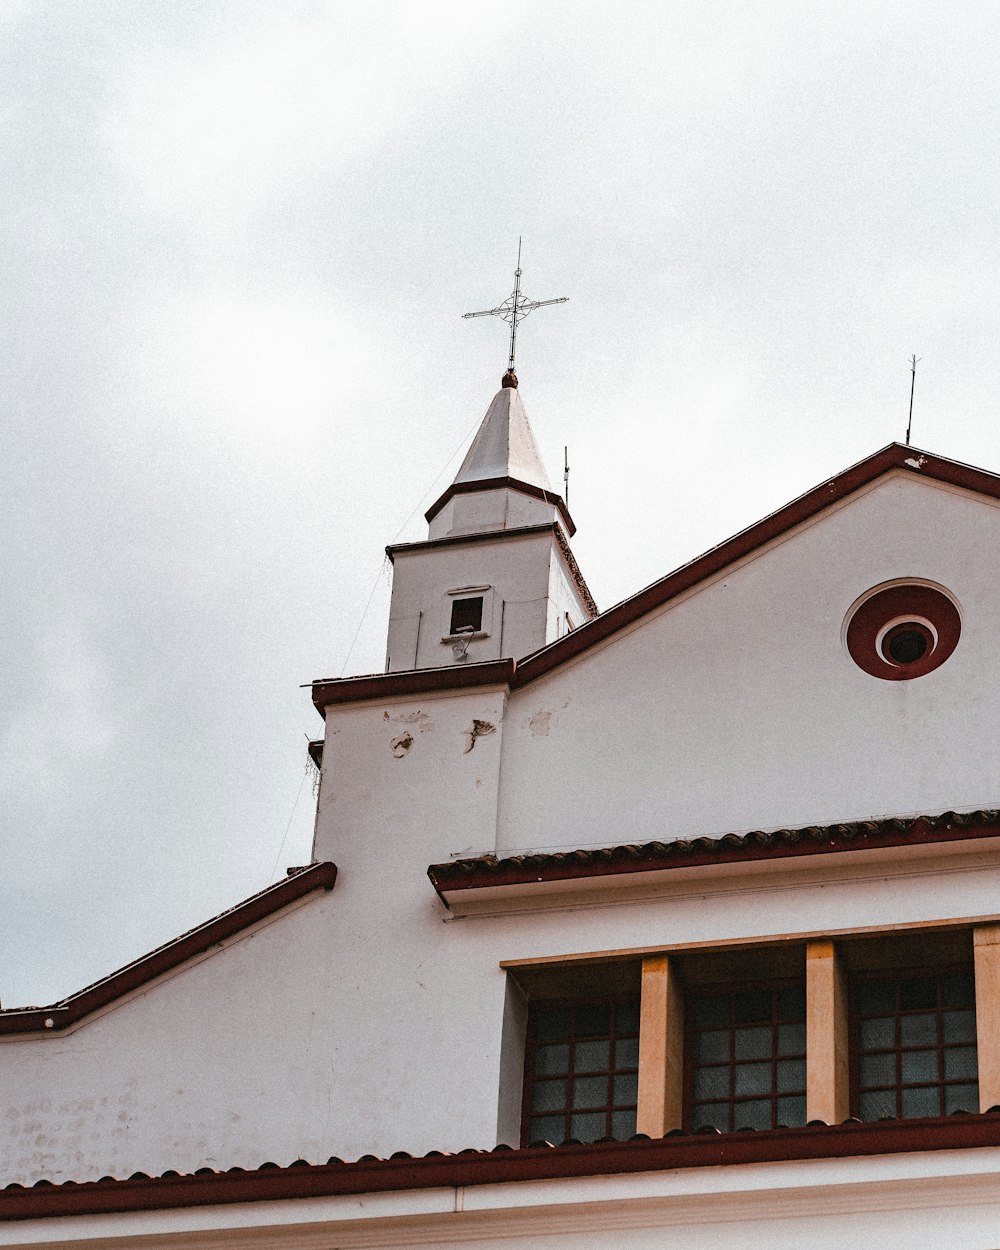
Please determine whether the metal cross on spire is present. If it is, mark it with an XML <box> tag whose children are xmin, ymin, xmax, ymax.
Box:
<box><xmin>462</xmin><ymin>239</ymin><xmax>568</xmax><ymax>374</ymax></box>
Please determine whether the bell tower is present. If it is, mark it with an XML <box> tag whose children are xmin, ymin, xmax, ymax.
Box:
<box><xmin>384</xmin><ymin>372</ymin><xmax>595</xmax><ymax>671</ymax></box>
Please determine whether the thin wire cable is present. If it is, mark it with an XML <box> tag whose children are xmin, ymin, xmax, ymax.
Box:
<box><xmin>269</xmin><ymin>761</ymin><xmax>311</xmax><ymax>878</ymax></box>
<box><xmin>339</xmin><ymin>557</ymin><xmax>390</xmax><ymax>676</ymax></box>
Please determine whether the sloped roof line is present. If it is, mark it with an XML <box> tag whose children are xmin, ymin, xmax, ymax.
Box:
<box><xmin>0</xmin><ymin>862</ymin><xmax>337</xmax><ymax>1035</ymax></box>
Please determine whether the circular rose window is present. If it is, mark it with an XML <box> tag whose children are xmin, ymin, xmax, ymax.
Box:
<box><xmin>845</xmin><ymin>582</ymin><xmax>961</xmax><ymax>681</ymax></box>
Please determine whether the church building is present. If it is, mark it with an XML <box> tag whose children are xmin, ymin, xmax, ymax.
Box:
<box><xmin>4</xmin><ymin>359</ymin><xmax>1000</xmax><ymax>1248</ymax></box>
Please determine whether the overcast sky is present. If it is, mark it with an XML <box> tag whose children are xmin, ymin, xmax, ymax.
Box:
<box><xmin>2</xmin><ymin>0</ymin><xmax>999</xmax><ymax>1006</ymax></box>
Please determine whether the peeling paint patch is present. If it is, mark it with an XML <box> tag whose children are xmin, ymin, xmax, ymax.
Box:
<box><xmin>390</xmin><ymin>733</ymin><xmax>414</xmax><ymax>757</ymax></box>
<box><xmin>418</xmin><ymin>721</ymin><xmax>435</xmax><ymax>733</ymax></box>
<box><xmin>529</xmin><ymin>710</ymin><xmax>551</xmax><ymax>736</ymax></box>
<box><xmin>905</xmin><ymin>455</ymin><xmax>927</xmax><ymax>469</ymax></box>
<box><xmin>463</xmin><ymin>720</ymin><xmax>496</xmax><ymax>753</ymax></box>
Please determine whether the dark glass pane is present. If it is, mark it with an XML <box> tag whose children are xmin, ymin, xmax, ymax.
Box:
<box><xmin>901</xmin><ymin>1086</ymin><xmax>940</xmax><ymax>1118</ymax></box>
<box><xmin>613</xmin><ymin>1072</ymin><xmax>638</xmax><ymax>1106</ymax></box>
<box><xmin>900</xmin><ymin>1013</ymin><xmax>938</xmax><ymax>1047</ymax></box>
<box><xmin>944</xmin><ymin>1046</ymin><xmax>978</xmax><ymax>1080</ymax></box>
<box><xmin>575</xmin><ymin>1002</ymin><xmax>613</xmax><ymax>1037</ymax></box>
<box><xmin>734</xmin><ymin>1062</ymin><xmax>772</xmax><ymax>1097</ymax></box>
<box><xmin>860</xmin><ymin>1017</ymin><xmax>895</xmax><ymax>1050</ymax></box>
<box><xmin>449</xmin><ymin>596</ymin><xmax>483</xmax><ymax>633</ymax></box>
<box><xmin>529</xmin><ymin>1114</ymin><xmax>565</xmax><ymax>1143</ymax></box>
<box><xmin>886</xmin><ymin>629</ymin><xmax>927</xmax><ymax>664</ymax></box>
<box><xmin>572</xmin><ymin>1075</ymin><xmax>608</xmax><ymax>1109</ymax></box>
<box><xmin>535</xmin><ymin>1007</ymin><xmax>572</xmax><ymax>1042</ymax></box>
<box><xmin>734</xmin><ymin>991</ymin><xmax>771</xmax><ymax>1024</ymax></box>
<box><xmin>614</xmin><ymin>1036</ymin><xmax>639</xmax><ymax>1068</ymax></box>
<box><xmin>615</xmin><ymin>1001</ymin><xmax>641</xmax><ymax>1034</ymax></box>
<box><xmin>941</xmin><ymin>974</ymin><xmax>975</xmax><ymax>1008</ymax></box>
<box><xmin>693</xmin><ymin>995</ymin><xmax>729</xmax><ymax>1028</ymax></box>
<box><xmin>776</xmin><ymin>986</ymin><xmax>806</xmax><ymax>1019</ymax></box>
<box><xmin>574</xmin><ymin>1039</ymin><xmax>610</xmax><ymax>1071</ymax></box>
<box><xmin>900</xmin><ymin>1049</ymin><xmax>938</xmax><ymax>1084</ymax></box>
<box><xmin>611</xmin><ymin>1108</ymin><xmax>637</xmax><ymax>1138</ymax></box>
<box><xmin>776</xmin><ymin>1021</ymin><xmax>806</xmax><ymax>1056</ymax></box>
<box><xmin>857</xmin><ymin>981</ymin><xmax>895</xmax><ymax>1015</ymax></box>
<box><xmin>694</xmin><ymin>1029</ymin><xmax>729</xmax><ymax>1063</ymax></box>
<box><xmin>944</xmin><ymin>1082</ymin><xmax>979</xmax><ymax>1115</ymax></box>
<box><xmin>776</xmin><ymin>1095</ymin><xmax>806</xmax><ymax>1126</ymax></box>
<box><xmin>860</xmin><ymin>1052</ymin><xmax>896</xmax><ymax>1087</ymax></box>
<box><xmin>570</xmin><ymin>1111</ymin><xmax>606</xmax><ymax>1141</ymax></box>
<box><xmin>532</xmin><ymin>1078</ymin><xmax>567</xmax><ymax>1113</ymax></box>
<box><xmin>534</xmin><ymin>1044</ymin><xmax>569</xmax><ymax>1076</ymax></box>
<box><xmin>734</xmin><ymin>1026</ymin><xmax>771</xmax><ymax>1060</ymax></box>
<box><xmin>776</xmin><ymin>1058</ymin><xmax>806</xmax><ymax>1092</ymax></box>
<box><xmin>692</xmin><ymin>1102</ymin><xmax>729</xmax><ymax>1132</ymax></box>
<box><xmin>899</xmin><ymin>978</ymin><xmax>937</xmax><ymax>1011</ymax></box>
<box><xmin>733</xmin><ymin>1098</ymin><xmax>771</xmax><ymax>1130</ymax></box>
<box><xmin>693</xmin><ymin>1066</ymin><xmax>729</xmax><ymax>1100</ymax></box>
<box><xmin>860</xmin><ymin>1090</ymin><xmax>897</xmax><ymax>1120</ymax></box>
<box><xmin>943</xmin><ymin>1010</ymin><xmax>976</xmax><ymax>1044</ymax></box>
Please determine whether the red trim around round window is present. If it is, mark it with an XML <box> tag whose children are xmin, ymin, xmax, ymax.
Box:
<box><xmin>846</xmin><ymin>584</ymin><xmax>961</xmax><ymax>681</ymax></box>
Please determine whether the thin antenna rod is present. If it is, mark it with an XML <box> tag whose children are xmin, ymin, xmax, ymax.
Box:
<box><xmin>906</xmin><ymin>354</ymin><xmax>921</xmax><ymax>446</ymax></box>
<box><xmin>563</xmin><ymin>445</ymin><xmax>570</xmax><ymax>507</ymax></box>
<box><xmin>508</xmin><ymin>238</ymin><xmax>522</xmax><ymax>372</ymax></box>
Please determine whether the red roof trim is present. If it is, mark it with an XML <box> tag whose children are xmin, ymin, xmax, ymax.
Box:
<box><xmin>427</xmin><ymin>810</ymin><xmax>1000</xmax><ymax>898</ymax></box>
<box><xmin>312</xmin><ymin>660</ymin><xmax>515</xmax><ymax>713</ymax></box>
<box><xmin>424</xmin><ymin>475</ymin><xmax>576</xmax><ymax>537</ymax></box>
<box><xmin>313</xmin><ymin>444</ymin><xmax>1000</xmax><ymax>707</ymax></box>
<box><xmin>4</xmin><ymin>1114</ymin><xmax>999</xmax><ymax>1221</ymax></box>
<box><xmin>0</xmin><ymin>863</ymin><xmax>337</xmax><ymax>1036</ymax></box>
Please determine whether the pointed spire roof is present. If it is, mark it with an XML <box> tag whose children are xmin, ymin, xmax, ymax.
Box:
<box><xmin>452</xmin><ymin>385</ymin><xmax>552</xmax><ymax>492</ymax></box>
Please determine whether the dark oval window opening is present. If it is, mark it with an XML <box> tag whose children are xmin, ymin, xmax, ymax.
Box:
<box><xmin>883</xmin><ymin>625</ymin><xmax>929</xmax><ymax>665</ymax></box>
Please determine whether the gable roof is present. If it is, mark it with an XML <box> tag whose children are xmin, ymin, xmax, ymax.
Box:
<box><xmin>0</xmin><ymin>862</ymin><xmax>337</xmax><ymax>1035</ymax></box>
<box><xmin>313</xmin><ymin>442</ymin><xmax>1000</xmax><ymax>709</ymax></box>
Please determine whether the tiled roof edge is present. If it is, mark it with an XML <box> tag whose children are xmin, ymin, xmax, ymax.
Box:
<box><xmin>0</xmin><ymin>862</ymin><xmax>338</xmax><ymax>1036</ymax></box>
<box><xmin>427</xmin><ymin>810</ymin><xmax>1000</xmax><ymax>896</ymax></box>
<box><xmin>3</xmin><ymin>1112</ymin><xmax>1000</xmax><ymax>1222</ymax></box>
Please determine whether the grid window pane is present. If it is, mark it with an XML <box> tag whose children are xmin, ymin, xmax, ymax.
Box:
<box><xmin>686</xmin><ymin>983</ymin><xmax>806</xmax><ymax>1133</ymax></box>
<box><xmin>524</xmin><ymin>997</ymin><xmax>640</xmax><ymax>1146</ymax></box>
<box><xmin>854</xmin><ymin>966</ymin><xmax>978</xmax><ymax>1123</ymax></box>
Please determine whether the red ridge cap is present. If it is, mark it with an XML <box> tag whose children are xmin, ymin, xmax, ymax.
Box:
<box><xmin>311</xmin><ymin>659</ymin><xmax>516</xmax><ymax>713</ymax></box>
<box><xmin>424</xmin><ymin>475</ymin><xmax>576</xmax><ymax>537</ymax></box>
<box><xmin>0</xmin><ymin>863</ymin><xmax>338</xmax><ymax>1036</ymax></box>
<box><xmin>3</xmin><ymin>1114</ymin><xmax>999</xmax><ymax>1221</ymax></box>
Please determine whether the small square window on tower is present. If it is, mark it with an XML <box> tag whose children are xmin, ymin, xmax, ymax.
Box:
<box><xmin>449</xmin><ymin>596</ymin><xmax>484</xmax><ymax>635</ymax></box>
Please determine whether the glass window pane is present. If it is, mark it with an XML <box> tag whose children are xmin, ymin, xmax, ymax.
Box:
<box><xmin>900</xmin><ymin>1049</ymin><xmax>938</xmax><ymax>1084</ymax></box>
<box><xmin>614</xmin><ymin>1036</ymin><xmax>639</xmax><ymax>1068</ymax></box>
<box><xmin>941</xmin><ymin>974</ymin><xmax>975</xmax><ymax>1008</ymax></box>
<box><xmin>692</xmin><ymin>1102</ymin><xmax>729</xmax><ymax>1132</ymax></box>
<box><xmin>777</xmin><ymin>1021</ymin><xmax>806</xmax><ymax>1056</ymax></box>
<box><xmin>776</xmin><ymin>986</ymin><xmax>806</xmax><ymax>1019</ymax></box>
<box><xmin>570</xmin><ymin>1111</ymin><xmax>606</xmax><ymax>1141</ymax></box>
<box><xmin>901</xmin><ymin>1086</ymin><xmax>941</xmax><ymax>1118</ymax></box>
<box><xmin>857</xmin><ymin>982</ymin><xmax>895</xmax><ymax>1015</ymax></box>
<box><xmin>776</xmin><ymin>1058</ymin><xmax>806</xmax><ymax>1092</ymax></box>
<box><xmin>944</xmin><ymin>1082</ymin><xmax>979</xmax><ymax>1114</ymax></box>
<box><xmin>944</xmin><ymin>1046</ymin><xmax>978</xmax><ymax>1080</ymax></box>
<box><xmin>733</xmin><ymin>1098</ymin><xmax>771</xmax><ymax>1130</ymax></box>
<box><xmin>615</xmin><ymin>1001</ymin><xmax>640</xmax><ymax>1034</ymax></box>
<box><xmin>900</xmin><ymin>1013</ymin><xmax>938</xmax><ymax>1047</ymax></box>
<box><xmin>860</xmin><ymin>1017</ymin><xmax>895</xmax><ymax>1050</ymax></box>
<box><xmin>694</xmin><ymin>1029</ymin><xmax>729</xmax><ymax>1063</ymax></box>
<box><xmin>572</xmin><ymin>1075</ymin><xmax>608</xmax><ymax>1109</ymax></box>
<box><xmin>860</xmin><ymin>1090</ymin><xmax>897</xmax><ymax>1120</ymax></box>
<box><xmin>734</xmin><ymin>1062</ymin><xmax>772</xmax><ymax>1097</ymax></box>
<box><xmin>943</xmin><ymin>1010</ymin><xmax>976</xmax><ymax>1043</ymax></box>
<box><xmin>613</xmin><ymin>1072</ymin><xmax>638</xmax><ymax>1106</ymax></box>
<box><xmin>776</xmin><ymin>1095</ymin><xmax>806</xmax><ymax>1126</ymax></box>
<box><xmin>574</xmin><ymin>1039</ymin><xmax>610</xmax><ymax>1071</ymax></box>
<box><xmin>535</xmin><ymin>1006</ymin><xmax>572</xmax><ymax>1042</ymax></box>
<box><xmin>734</xmin><ymin>1026</ymin><xmax>771</xmax><ymax>1060</ymax></box>
<box><xmin>899</xmin><ymin>978</ymin><xmax>938</xmax><ymax>1011</ymax></box>
<box><xmin>529</xmin><ymin>1114</ymin><xmax>565</xmax><ymax>1143</ymax></box>
<box><xmin>575</xmin><ymin>1003</ymin><xmax>612</xmax><ymax>1037</ymax></box>
<box><xmin>694</xmin><ymin>1066</ymin><xmax>730</xmax><ymax>1100</ymax></box>
<box><xmin>693</xmin><ymin>995</ymin><xmax>729</xmax><ymax>1028</ymax></box>
<box><xmin>532</xmin><ymin>1079</ymin><xmax>567</xmax><ymax>1113</ymax></box>
<box><xmin>611</xmin><ymin>1108</ymin><xmax>637</xmax><ymax>1138</ymax></box>
<box><xmin>534</xmin><ymin>1044</ymin><xmax>569</xmax><ymax>1076</ymax></box>
<box><xmin>734</xmin><ymin>991</ymin><xmax>771</xmax><ymax>1024</ymax></box>
<box><xmin>860</xmin><ymin>1052</ymin><xmax>896</xmax><ymax>1088</ymax></box>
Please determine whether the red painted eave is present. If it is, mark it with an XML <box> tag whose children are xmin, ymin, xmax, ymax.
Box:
<box><xmin>311</xmin><ymin>659</ymin><xmax>516</xmax><ymax>714</ymax></box>
<box><xmin>0</xmin><ymin>862</ymin><xmax>337</xmax><ymax>1036</ymax></box>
